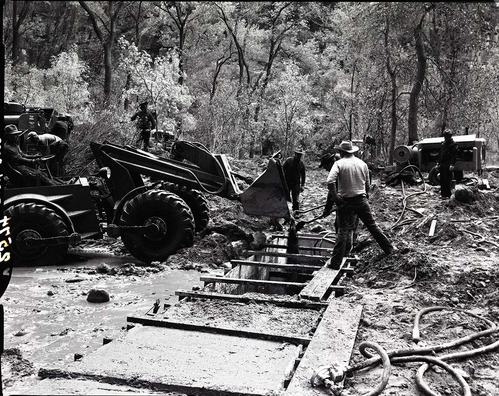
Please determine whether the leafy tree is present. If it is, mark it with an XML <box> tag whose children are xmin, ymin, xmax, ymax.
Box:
<box><xmin>263</xmin><ymin>60</ymin><xmax>314</xmax><ymax>156</ymax></box>
<box><xmin>43</xmin><ymin>46</ymin><xmax>91</xmax><ymax>115</ymax></box>
<box><xmin>117</xmin><ymin>38</ymin><xmax>193</xmax><ymax>138</ymax></box>
<box><xmin>5</xmin><ymin>46</ymin><xmax>90</xmax><ymax>121</ymax></box>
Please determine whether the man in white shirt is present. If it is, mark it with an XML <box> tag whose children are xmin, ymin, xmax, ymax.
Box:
<box><xmin>26</xmin><ymin>131</ymin><xmax>69</xmax><ymax>176</ymax></box>
<box><xmin>322</xmin><ymin>140</ymin><xmax>395</xmax><ymax>269</ymax></box>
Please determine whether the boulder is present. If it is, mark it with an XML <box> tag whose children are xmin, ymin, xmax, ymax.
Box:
<box><xmin>86</xmin><ymin>289</ymin><xmax>110</xmax><ymax>303</ymax></box>
<box><xmin>454</xmin><ymin>187</ymin><xmax>476</xmax><ymax>203</ymax></box>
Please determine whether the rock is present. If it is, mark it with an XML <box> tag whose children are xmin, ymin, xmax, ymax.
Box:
<box><xmin>310</xmin><ymin>225</ymin><xmax>327</xmax><ymax>233</ymax></box>
<box><xmin>96</xmin><ymin>263</ymin><xmax>110</xmax><ymax>274</ymax></box>
<box><xmin>454</xmin><ymin>187</ymin><xmax>476</xmax><ymax>203</ymax></box>
<box><xmin>47</xmin><ymin>290</ymin><xmax>55</xmax><ymax>296</ymax></box>
<box><xmin>249</xmin><ymin>231</ymin><xmax>267</xmax><ymax>250</ymax></box>
<box><xmin>86</xmin><ymin>289</ymin><xmax>110</xmax><ymax>303</ymax></box>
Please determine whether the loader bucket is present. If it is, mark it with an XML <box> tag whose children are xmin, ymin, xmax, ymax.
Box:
<box><xmin>240</xmin><ymin>158</ymin><xmax>290</xmax><ymax>218</ymax></box>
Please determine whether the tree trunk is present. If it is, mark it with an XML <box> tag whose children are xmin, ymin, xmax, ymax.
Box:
<box><xmin>103</xmin><ymin>43</ymin><xmax>112</xmax><ymax>103</ymax></box>
<box><xmin>384</xmin><ymin>5</ymin><xmax>398</xmax><ymax>164</ymax></box>
<box><xmin>349</xmin><ymin>66</ymin><xmax>356</xmax><ymax>141</ymax></box>
<box><xmin>407</xmin><ymin>16</ymin><xmax>426</xmax><ymax>145</ymax></box>
<box><xmin>11</xmin><ymin>1</ymin><xmax>30</xmax><ymax>65</ymax></box>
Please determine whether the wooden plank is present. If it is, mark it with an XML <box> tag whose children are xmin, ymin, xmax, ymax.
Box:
<box><xmin>200</xmin><ymin>276</ymin><xmax>306</xmax><ymax>289</ymax></box>
<box><xmin>231</xmin><ymin>259</ymin><xmax>318</xmax><ymax>271</ymax></box>
<box><xmin>262</xmin><ymin>243</ymin><xmax>335</xmax><ymax>253</ymax></box>
<box><xmin>299</xmin><ymin>258</ymin><xmax>347</xmax><ymax>301</ymax></box>
<box><xmin>246</xmin><ymin>250</ymin><xmax>328</xmax><ymax>264</ymax></box>
<box><xmin>271</xmin><ymin>234</ymin><xmax>335</xmax><ymax>244</ymax></box>
<box><xmin>127</xmin><ymin>315</ymin><xmax>312</xmax><ymax>346</ymax></box>
<box><xmin>429</xmin><ymin>219</ymin><xmax>437</xmax><ymax>236</ymax></box>
<box><xmin>283</xmin><ymin>345</ymin><xmax>303</xmax><ymax>388</ymax></box>
<box><xmin>174</xmin><ymin>289</ymin><xmax>328</xmax><ymax>309</ymax></box>
<box><xmin>284</xmin><ymin>300</ymin><xmax>363</xmax><ymax>396</ymax></box>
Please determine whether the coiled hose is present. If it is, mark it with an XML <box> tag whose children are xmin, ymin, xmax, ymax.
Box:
<box><xmin>341</xmin><ymin>306</ymin><xmax>498</xmax><ymax>396</ymax></box>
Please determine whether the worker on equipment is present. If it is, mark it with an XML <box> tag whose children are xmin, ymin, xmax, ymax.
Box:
<box><xmin>26</xmin><ymin>131</ymin><xmax>69</xmax><ymax>177</ymax></box>
<box><xmin>3</xmin><ymin>125</ymin><xmax>59</xmax><ymax>187</ymax></box>
<box><xmin>436</xmin><ymin>129</ymin><xmax>458</xmax><ymax>199</ymax></box>
<box><xmin>322</xmin><ymin>140</ymin><xmax>395</xmax><ymax>269</ymax></box>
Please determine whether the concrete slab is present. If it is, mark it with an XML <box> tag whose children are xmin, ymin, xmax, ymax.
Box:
<box><xmin>38</xmin><ymin>325</ymin><xmax>300</xmax><ymax>395</ymax></box>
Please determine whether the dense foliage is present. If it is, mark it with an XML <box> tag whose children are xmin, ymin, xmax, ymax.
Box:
<box><xmin>4</xmin><ymin>1</ymin><xmax>499</xmax><ymax>163</ymax></box>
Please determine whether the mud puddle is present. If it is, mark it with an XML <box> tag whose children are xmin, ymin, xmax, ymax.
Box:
<box><xmin>1</xmin><ymin>251</ymin><xmax>203</xmax><ymax>370</ymax></box>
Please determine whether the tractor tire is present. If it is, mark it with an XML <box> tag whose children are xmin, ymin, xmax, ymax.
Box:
<box><xmin>6</xmin><ymin>203</ymin><xmax>69</xmax><ymax>266</ymax></box>
<box><xmin>429</xmin><ymin>166</ymin><xmax>463</xmax><ymax>186</ymax></box>
<box><xmin>162</xmin><ymin>182</ymin><xmax>210</xmax><ymax>232</ymax></box>
<box><xmin>428</xmin><ymin>166</ymin><xmax>440</xmax><ymax>186</ymax></box>
<box><xmin>120</xmin><ymin>190</ymin><xmax>195</xmax><ymax>263</ymax></box>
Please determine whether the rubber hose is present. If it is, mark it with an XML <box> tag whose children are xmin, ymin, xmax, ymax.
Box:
<box><xmin>347</xmin><ymin>307</ymin><xmax>497</xmax><ymax>396</ymax></box>
<box><xmin>412</xmin><ymin>306</ymin><xmax>497</xmax><ymax>343</ymax></box>
<box><xmin>415</xmin><ymin>338</ymin><xmax>499</xmax><ymax>395</ymax></box>
<box><xmin>354</xmin><ymin>341</ymin><xmax>392</xmax><ymax>396</ymax></box>
<box><xmin>391</xmin><ymin>355</ymin><xmax>471</xmax><ymax>396</ymax></box>
<box><xmin>353</xmin><ymin>307</ymin><xmax>497</xmax><ymax>371</ymax></box>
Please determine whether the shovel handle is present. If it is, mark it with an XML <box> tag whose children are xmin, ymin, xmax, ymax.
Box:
<box><xmin>296</xmin><ymin>213</ymin><xmax>326</xmax><ymax>231</ymax></box>
<box><xmin>295</xmin><ymin>203</ymin><xmax>326</xmax><ymax>215</ymax></box>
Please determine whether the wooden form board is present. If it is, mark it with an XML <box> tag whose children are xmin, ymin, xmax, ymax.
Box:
<box><xmin>247</xmin><ymin>250</ymin><xmax>328</xmax><ymax>264</ymax></box>
<box><xmin>127</xmin><ymin>315</ymin><xmax>312</xmax><ymax>346</ymax></box>
<box><xmin>299</xmin><ymin>258</ymin><xmax>346</xmax><ymax>301</ymax></box>
<box><xmin>271</xmin><ymin>233</ymin><xmax>335</xmax><ymax>245</ymax></box>
<box><xmin>262</xmin><ymin>243</ymin><xmax>335</xmax><ymax>253</ymax></box>
<box><xmin>284</xmin><ymin>300</ymin><xmax>363</xmax><ymax>396</ymax></box>
<box><xmin>175</xmin><ymin>289</ymin><xmax>328</xmax><ymax>309</ymax></box>
<box><xmin>201</xmin><ymin>276</ymin><xmax>306</xmax><ymax>289</ymax></box>
<box><xmin>231</xmin><ymin>259</ymin><xmax>319</xmax><ymax>271</ymax></box>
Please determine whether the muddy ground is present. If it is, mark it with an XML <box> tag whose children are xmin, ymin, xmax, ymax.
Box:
<box><xmin>2</xmin><ymin>155</ymin><xmax>499</xmax><ymax>395</ymax></box>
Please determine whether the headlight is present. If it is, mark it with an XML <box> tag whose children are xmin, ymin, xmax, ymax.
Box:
<box><xmin>98</xmin><ymin>167</ymin><xmax>111</xmax><ymax>179</ymax></box>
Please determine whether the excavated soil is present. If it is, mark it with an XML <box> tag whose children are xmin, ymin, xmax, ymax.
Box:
<box><xmin>2</xmin><ymin>156</ymin><xmax>499</xmax><ymax>395</ymax></box>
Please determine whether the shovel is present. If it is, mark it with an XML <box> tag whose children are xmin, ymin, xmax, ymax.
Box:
<box><xmin>294</xmin><ymin>203</ymin><xmax>326</xmax><ymax>215</ymax></box>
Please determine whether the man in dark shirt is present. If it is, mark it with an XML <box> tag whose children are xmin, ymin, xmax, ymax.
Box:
<box><xmin>282</xmin><ymin>149</ymin><xmax>306</xmax><ymax>213</ymax></box>
<box><xmin>3</xmin><ymin>125</ymin><xmax>59</xmax><ymax>187</ymax></box>
<box><xmin>131</xmin><ymin>101</ymin><xmax>156</xmax><ymax>151</ymax></box>
<box><xmin>436</xmin><ymin>129</ymin><xmax>458</xmax><ymax>198</ymax></box>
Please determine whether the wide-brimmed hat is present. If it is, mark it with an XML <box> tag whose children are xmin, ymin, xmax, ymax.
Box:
<box><xmin>4</xmin><ymin>124</ymin><xmax>26</xmax><ymax>136</ymax></box>
<box><xmin>139</xmin><ymin>101</ymin><xmax>148</xmax><ymax>107</ymax></box>
<box><xmin>336</xmin><ymin>140</ymin><xmax>359</xmax><ymax>154</ymax></box>
<box><xmin>443</xmin><ymin>129</ymin><xmax>453</xmax><ymax>137</ymax></box>
<box><xmin>294</xmin><ymin>148</ymin><xmax>304</xmax><ymax>155</ymax></box>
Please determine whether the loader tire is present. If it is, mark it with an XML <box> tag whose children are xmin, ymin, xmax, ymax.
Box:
<box><xmin>120</xmin><ymin>190</ymin><xmax>195</xmax><ymax>263</ymax></box>
<box><xmin>6</xmin><ymin>203</ymin><xmax>69</xmax><ymax>266</ymax></box>
<box><xmin>162</xmin><ymin>182</ymin><xmax>210</xmax><ymax>232</ymax></box>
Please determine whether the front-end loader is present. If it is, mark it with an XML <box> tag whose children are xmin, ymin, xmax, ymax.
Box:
<box><xmin>4</xmin><ymin>140</ymin><xmax>290</xmax><ymax>266</ymax></box>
